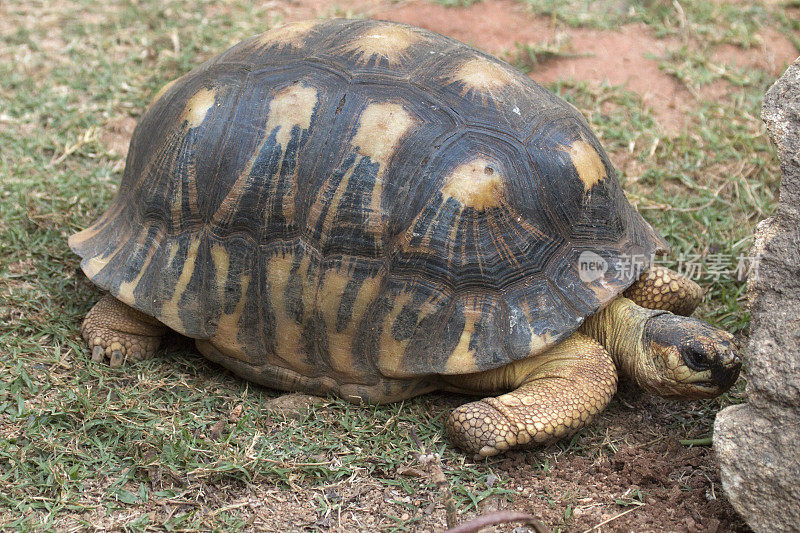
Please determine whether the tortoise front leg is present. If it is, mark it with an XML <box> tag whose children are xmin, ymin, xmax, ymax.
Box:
<box><xmin>624</xmin><ymin>266</ymin><xmax>703</xmax><ymax>316</ymax></box>
<box><xmin>81</xmin><ymin>294</ymin><xmax>167</xmax><ymax>367</ymax></box>
<box><xmin>444</xmin><ymin>333</ymin><xmax>617</xmax><ymax>458</ymax></box>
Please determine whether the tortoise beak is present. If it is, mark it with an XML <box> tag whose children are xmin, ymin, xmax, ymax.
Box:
<box><xmin>643</xmin><ymin>313</ymin><xmax>742</xmax><ymax>398</ymax></box>
<box><xmin>679</xmin><ymin>340</ymin><xmax>741</xmax><ymax>391</ymax></box>
<box><xmin>710</xmin><ymin>347</ymin><xmax>741</xmax><ymax>390</ymax></box>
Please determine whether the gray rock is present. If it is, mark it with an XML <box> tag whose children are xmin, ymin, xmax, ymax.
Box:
<box><xmin>714</xmin><ymin>57</ymin><xmax>800</xmax><ymax>533</ymax></box>
<box><xmin>262</xmin><ymin>392</ymin><xmax>321</xmax><ymax>420</ymax></box>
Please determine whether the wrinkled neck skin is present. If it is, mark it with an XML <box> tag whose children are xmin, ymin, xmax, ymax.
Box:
<box><xmin>580</xmin><ymin>297</ymin><xmax>666</xmax><ymax>394</ymax></box>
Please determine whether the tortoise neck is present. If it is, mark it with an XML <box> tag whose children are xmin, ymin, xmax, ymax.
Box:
<box><xmin>579</xmin><ymin>297</ymin><xmax>665</xmax><ymax>381</ymax></box>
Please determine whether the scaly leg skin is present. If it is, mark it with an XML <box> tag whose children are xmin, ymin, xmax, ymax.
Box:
<box><xmin>81</xmin><ymin>294</ymin><xmax>167</xmax><ymax>368</ymax></box>
<box><xmin>623</xmin><ymin>265</ymin><xmax>703</xmax><ymax>316</ymax></box>
<box><xmin>445</xmin><ymin>332</ymin><xmax>618</xmax><ymax>458</ymax></box>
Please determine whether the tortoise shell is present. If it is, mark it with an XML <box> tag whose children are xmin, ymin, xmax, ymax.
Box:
<box><xmin>70</xmin><ymin>19</ymin><xmax>667</xmax><ymax>396</ymax></box>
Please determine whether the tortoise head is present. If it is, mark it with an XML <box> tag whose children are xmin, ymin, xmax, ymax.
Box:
<box><xmin>635</xmin><ymin>314</ymin><xmax>741</xmax><ymax>399</ymax></box>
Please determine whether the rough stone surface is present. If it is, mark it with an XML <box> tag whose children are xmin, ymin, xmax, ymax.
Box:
<box><xmin>262</xmin><ymin>393</ymin><xmax>321</xmax><ymax>420</ymax></box>
<box><xmin>714</xmin><ymin>57</ymin><xmax>800</xmax><ymax>533</ymax></box>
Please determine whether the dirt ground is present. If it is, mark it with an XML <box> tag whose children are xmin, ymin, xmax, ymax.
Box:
<box><xmin>488</xmin><ymin>384</ymin><xmax>749</xmax><ymax>533</ymax></box>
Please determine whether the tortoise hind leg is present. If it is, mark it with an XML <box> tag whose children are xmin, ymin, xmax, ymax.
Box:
<box><xmin>81</xmin><ymin>294</ymin><xmax>167</xmax><ymax>368</ymax></box>
<box><xmin>444</xmin><ymin>332</ymin><xmax>617</xmax><ymax>458</ymax></box>
<box><xmin>624</xmin><ymin>266</ymin><xmax>703</xmax><ymax>316</ymax></box>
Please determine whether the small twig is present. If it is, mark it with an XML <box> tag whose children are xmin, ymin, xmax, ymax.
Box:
<box><xmin>444</xmin><ymin>510</ymin><xmax>550</xmax><ymax>533</ymax></box>
<box><xmin>50</xmin><ymin>126</ymin><xmax>98</xmax><ymax>166</ymax></box>
<box><xmin>679</xmin><ymin>437</ymin><xmax>713</xmax><ymax>446</ymax></box>
<box><xmin>672</xmin><ymin>0</ymin><xmax>688</xmax><ymax>35</ymax></box>
<box><xmin>581</xmin><ymin>505</ymin><xmax>642</xmax><ymax>533</ymax></box>
<box><xmin>409</xmin><ymin>427</ymin><xmax>457</xmax><ymax>529</ymax></box>
<box><xmin>209</xmin><ymin>501</ymin><xmax>251</xmax><ymax>517</ymax></box>
<box><xmin>633</xmin><ymin>435</ymin><xmax>667</xmax><ymax>449</ymax></box>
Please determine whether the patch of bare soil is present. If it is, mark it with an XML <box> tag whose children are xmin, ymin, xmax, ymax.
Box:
<box><xmin>530</xmin><ymin>25</ymin><xmax>693</xmax><ymax>133</ymax></box>
<box><xmin>377</xmin><ymin>0</ymin><xmax>551</xmax><ymax>53</ymax></box>
<box><xmin>373</xmin><ymin>0</ymin><xmax>797</xmax><ymax>133</ymax></box>
<box><xmin>491</xmin><ymin>382</ymin><xmax>750</xmax><ymax>532</ymax></box>
<box><xmin>375</xmin><ymin>0</ymin><xmax>692</xmax><ymax>131</ymax></box>
<box><xmin>712</xmin><ymin>26</ymin><xmax>798</xmax><ymax>76</ymax></box>
<box><xmin>101</xmin><ymin>115</ymin><xmax>138</xmax><ymax>158</ymax></box>
<box><xmin>504</xmin><ymin>444</ymin><xmax>745</xmax><ymax>532</ymax></box>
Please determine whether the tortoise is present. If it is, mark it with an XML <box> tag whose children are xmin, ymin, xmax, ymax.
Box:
<box><xmin>70</xmin><ymin>19</ymin><xmax>741</xmax><ymax>458</ymax></box>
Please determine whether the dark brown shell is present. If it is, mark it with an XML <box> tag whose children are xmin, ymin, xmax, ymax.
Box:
<box><xmin>70</xmin><ymin>19</ymin><xmax>667</xmax><ymax>385</ymax></box>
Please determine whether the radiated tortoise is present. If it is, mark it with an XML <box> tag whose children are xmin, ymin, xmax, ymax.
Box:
<box><xmin>70</xmin><ymin>19</ymin><xmax>741</xmax><ymax>458</ymax></box>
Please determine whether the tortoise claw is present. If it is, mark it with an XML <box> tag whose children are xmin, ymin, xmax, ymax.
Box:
<box><xmin>92</xmin><ymin>345</ymin><xmax>105</xmax><ymax>363</ymax></box>
<box><xmin>81</xmin><ymin>295</ymin><xmax>166</xmax><ymax>367</ymax></box>
<box><xmin>109</xmin><ymin>350</ymin><xmax>124</xmax><ymax>368</ymax></box>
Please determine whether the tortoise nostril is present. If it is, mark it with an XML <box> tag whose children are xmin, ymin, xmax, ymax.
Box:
<box><xmin>711</xmin><ymin>356</ymin><xmax>741</xmax><ymax>389</ymax></box>
<box><xmin>725</xmin><ymin>349</ymin><xmax>740</xmax><ymax>365</ymax></box>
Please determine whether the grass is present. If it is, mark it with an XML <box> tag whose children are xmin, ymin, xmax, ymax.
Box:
<box><xmin>0</xmin><ymin>0</ymin><xmax>793</xmax><ymax>530</ymax></box>
<box><xmin>510</xmin><ymin>35</ymin><xmax>585</xmax><ymax>72</ymax></box>
<box><xmin>553</xmin><ymin>78</ymin><xmax>775</xmax><ymax>332</ymax></box>
<box><xmin>519</xmin><ymin>0</ymin><xmax>777</xmax><ymax>42</ymax></box>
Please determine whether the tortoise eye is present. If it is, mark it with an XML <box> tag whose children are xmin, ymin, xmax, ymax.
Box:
<box><xmin>680</xmin><ymin>343</ymin><xmax>710</xmax><ymax>371</ymax></box>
